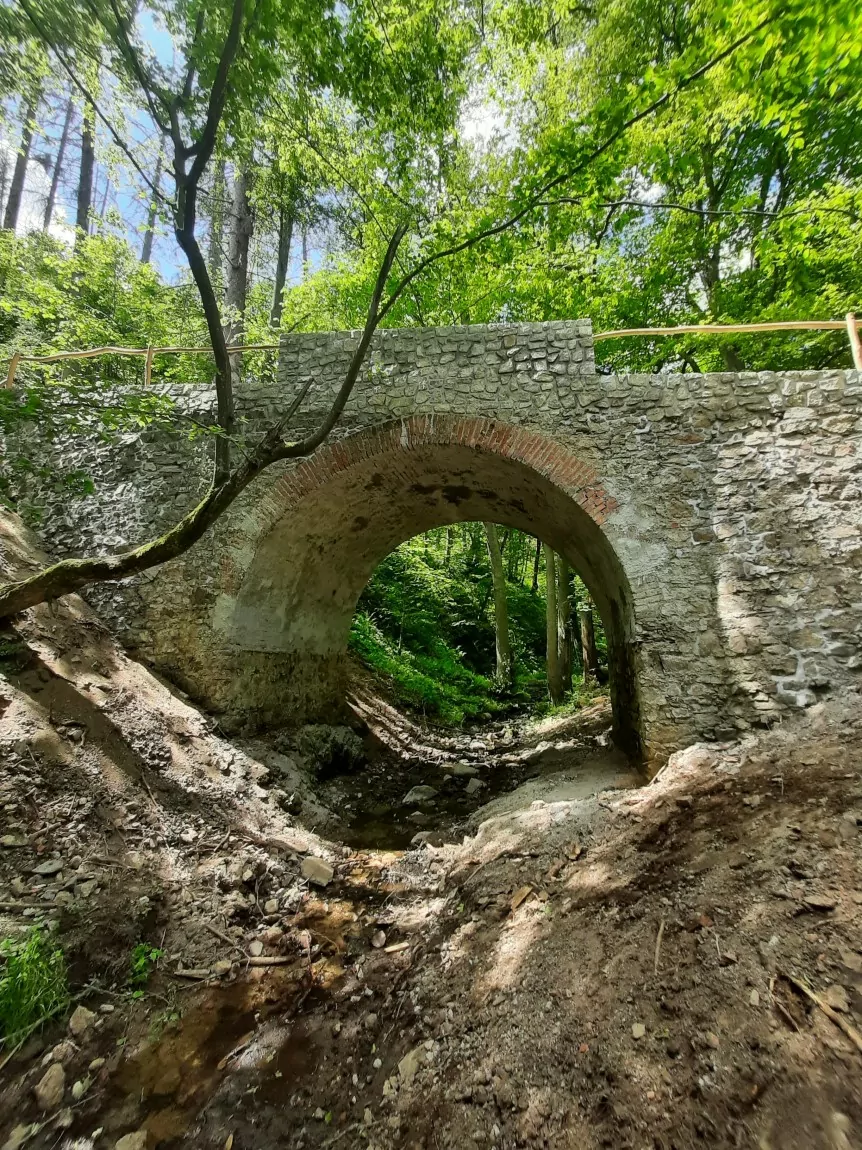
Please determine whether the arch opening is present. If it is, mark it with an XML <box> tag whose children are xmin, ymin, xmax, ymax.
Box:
<box><xmin>349</xmin><ymin>522</ymin><xmax>610</xmax><ymax>726</ymax></box>
<box><xmin>229</xmin><ymin>419</ymin><xmax>643</xmax><ymax>759</ymax></box>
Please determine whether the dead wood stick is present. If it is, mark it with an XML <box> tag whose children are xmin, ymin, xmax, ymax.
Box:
<box><xmin>245</xmin><ymin>955</ymin><xmax>295</xmax><ymax>967</ymax></box>
<box><xmin>782</xmin><ymin>971</ymin><xmax>862</xmax><ymax>1053</ymax></box>
<box><xmin>0</xmin><ymin>900</ymin><xmax>54</xmax><ymax>910</ymax></box>
<box><xmin>654</xmin><ymin>918</ymin><xmax>666</xmax><ymax>975</ymax></box>
<box><xmin>774</xmin><ymin>1001</ymin><xmax>800</xmax><ymax>1032</ymax></box>
<box><xmin>205</xmin><ymin>922</ymin><xmax>242</xmax><ymax>950</ymax></box>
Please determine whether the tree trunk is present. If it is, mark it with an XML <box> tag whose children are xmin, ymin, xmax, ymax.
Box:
<box><xmin>140</xmin><ymin>146</ymin><xmax>163</xmax><ymax>264</ymax></box>
<box><xmin>544</xmin><ymin>544</ymin><xmax>564</xmax><ymax>704</ymax></box>
<box><xmin>531</xmin><ymin>535</ymin><xmax>541</xmax><ymax>593</ymax></box>
<box><xmin>556</xmin><ymin>554</ymin><xmax>573</xmax><ymax>694</ymax></box>
<box><xmin>301</xmin><ymin>224</ymin><xmax>309</xmax><ymax>278</ymax></box>
<box><xmin>43</xmin><ymin>96</ymin><xmax>73</xmax><ymax>233</ymax></box>
<box><xmin>96</xmin><ymin>166</ymin><xmax>110</xmax><ymax>222</ymax></box>
<box><xmin>3</xmin><ymin>87</ymin><xmax>41</xmax><ymax>233</ymax></box>
<box><xmin>225</xmin><ymin>168</ymin><xmax>253</xmax><ymax>345</ymax></box>
<box><xmin>207</xmin><ymin>157</ymin><xmax>226</xmax><ymax>285</ymax></box>
<box><xmin>75</xmin><ymin>102</ymin><xmax>95</xmax><ymax>240</ymax></box>
<box><xmin>484</xmin><ymin>523</ymin><xmax>513</xmax><ymax>687</ymax></box>
<box><xmin>579</xmin><ymin>599</ymin><xmax>599</xmax><ymax>683</ymax></box>
<box><xmin>0</xmin><ymin>223</ymin><xmax>408</xmax><ymax>621</ymax></box>
<box><xmin>270</xmin><ymin>197</ymin><xmax>293</xmax><ymax>329</ymax></box>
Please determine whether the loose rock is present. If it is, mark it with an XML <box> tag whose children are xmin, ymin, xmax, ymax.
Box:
<box><xmin>68</xmin><ymin>1004</ymin><xmax>96</xmax><ymax>1037</ymax></box>
<box><xmin>34</xmin><ymin>1063</ymin><xmax>65</xmax><ymax>1110</ymax></box>
<box><xmin>301</xmin><ymin>856</ymin><xmax>334</xmax><ymax>887</ymax></box>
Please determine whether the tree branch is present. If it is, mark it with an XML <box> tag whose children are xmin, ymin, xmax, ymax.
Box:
<box><xmin>187</xmin><ymin>0</ymin><xmax>245</xmax><ymax>186</ymax></box>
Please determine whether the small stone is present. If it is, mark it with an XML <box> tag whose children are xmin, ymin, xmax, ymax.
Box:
<box><xmin>89</xmin><ymin>1057</ymin><xmax>106</xmax><ymax>1071</ymax></box>
<box><xmin>71</xmin><ymin>1078</ymin><xmax>88</xmax><ymax>1101</ymax></box>
<box><xmin>99</xmin><ymin>1003</ymin><xmax>115</xmax><ymax>1014</ymax></box>
<box><xmin>213</xmin><ymin>959</ymin><xmax>232</xmax><ymax>976</ymax></box>
<box><xmin>749</xmin><ymin>989</ymin><xmax>760</xmax><ymax>1007</ymax></box>
<box><xmin>465</xmin><ymin>778</ymin><xmax>485</xmax><ymax>795</ymax></box>
<box><xmin>49</xmin><ymin>1040</ymin><xmax>77</xmax><ymax>1064</ymax></box>
<box><xmin>263</xmin><ymin>899</ymin><xmax>279</xmax><ymax>914</ymax></box>
<box><xmin>407</xmin><ymin>811</ymin><xmax>429</xmax><ymax>825</ymax></box>
<box><xmin>248</xmin><ymin>940</ymin><xmax>264</xmax><ymax>957</ymax></box>
<box><xmin>114</xmin><ymin>1132</ymin><xmax>149</xmax><ymax>1150</ymax></box>
<box><xmin>631</xmin><ymin>1023</ymin><xmax>646</xmax><ymax>1040</ymax></box>
<box><xmin>446</xmin><ymin>763</ymin><xmax>479</xmax><ymax>777</ymax></box>
<box><xmin>34</xmin><ymin>1063</ymin><xmax>65</xmax><ymax>1110</ymax></box>
<box><xmin>68</xmin><ymin>1005</ymin><xmax>96</xmax><ymax>1037</ymax></box>
<box><xmin>402</xmin><ymin>785</ymin><xmax>438</xmax><ymax>806</ymax></box>
<box><xmin>365</xmin><ymin>1013</ymin><xmax>378</xmax><ymax>1030</ymax></box>
<box><xmin>822</xmin><ymin>984</ymin><xmax>850</xmax><ymax>1012</ymax></box>
<box><xmin>804</xmin><ymin>894</ymin><xmax>836</xmax><ymax>912</ymax></box>
<box><xmin>705</xmin><ymin>1032</ymin><xmax>720</xmax><ymax>1049</ymax></box>
<box><xmin>399</xmin><ymin>1046</ymin><xmax>424</xmax><ymax>1084</ymax></box>
<box><xmin>838</xmin><ymin>814</ymin><xmax>859</xmax><ymax>841</ymax></box>
<box><xmin>363</xmin><ymin>1107</ymin><xmax>373</xmax><ymax>1126</ymax></box>
<box><xmin>839</xmin><ymin>950</ymin><xmax>862</xmax><ymax>973</ymax></box>
<box><xmin>32</xmin><ymin>859</ymin><xmax>64</xmax><ymax>877</ymax></box>
<box><xmin>53</xmin><ymin>891</ymin><xmax>74</xmax><ymax>907</ymax></box>
<box><xmin>1</xmin><ymin>835</ymin><xmax>26</xmax><ymax>848</ymax></box>
<box><xmin>301</xmin><ymin>856</ymin><xmax>334</xmax><ymax>887</ymax></box>
<box><xmin>179</xmin><ymin>829</ymin><xmax>197</xmax><ymax>844</ymax></box>
<box><xmin>371</xmin><ymin>930</ymin><xmax>386</xmax><ymax>949</ymax></box>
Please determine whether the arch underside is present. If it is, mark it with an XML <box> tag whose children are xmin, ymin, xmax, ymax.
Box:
<box><xmin>229</xmin><ymin>434</ymin><xmax>642</xmax><ymax>758</ymax></box>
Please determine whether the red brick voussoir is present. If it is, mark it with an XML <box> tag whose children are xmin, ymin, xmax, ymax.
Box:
<box><xmin>267</xmin><ymin>415</ymin><xmax>619</xmax><ymax>529</ymax></box>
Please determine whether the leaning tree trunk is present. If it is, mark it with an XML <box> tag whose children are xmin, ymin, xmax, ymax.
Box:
<box><xmin>484</xmin><ymin>523</ymin><xmax>514</xmax><ymax>687</ymax></box>
<box><xmin>556</xmin><ymin>554</ymin><xmax>573</xmax><ymax>694</ymax></box>
<box><xmin>531</xmin><ymin>535</ymin><xmax>541</xmax><ymax>593</ymax></box>
<box><xmin>43</xmin><ymin>95</ymin><xmax>73</xmax><ymax>233</ymax></box>
<box><xmin>225</xmin><ymin>169</ymin><xmax>253</xmax><ymax>345</ymax></box>
<box><xmin>3</xmin><ymin>87</ymin><xmax>41</xmax><ymax>232</ymax></box>
<box><xmin>224</xmin><ymin>168</ymin><xmax>253</xmax><ymax>399</ymax></box>
<box><xmin>544</xmin><ymin>544</ymin><xmax>564</xmax><ymax>705</ymax></box>
<box><xmin>75</xmin><ymin>102</ymin><xmax>95</xmax><ymax>241</ymax></box>
<box><xmin>207</xmin><ymin>157</ymin><xmax>227</xmax><ymax>286</ymax></box>
<box><xmin>140</xmin><ymin>146</ymin><xmax>164</xmax><ymax>264</ymax></box>
<box><xmin>579</xmin><ymin>597</ymin><xmax>599</xmax><ymax>683</ymax></box>
<box><xmin>270</xmin><ymin>196</ymin><xmax>294</xmax><ymax>329</ymax></box>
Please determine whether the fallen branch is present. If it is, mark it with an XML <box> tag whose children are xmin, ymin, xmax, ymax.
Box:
<box><xmin>654</xmin><ymin>918</ymin><xmax>666</xmax><ymax>975</ymax></box>
<box><xmin>782</xmin><ymin>971</ymin><xmax>862</xmax><ymax>1054</ymax></box>
<box><xmin>245</xmin><ymin>955</ymin><xmax>296</xmax><ymax>967</ymax></box>
<box><xmin>205</xmin><ymin>922</ymin><xmax>242</xmax><ymax>950</ymax></box>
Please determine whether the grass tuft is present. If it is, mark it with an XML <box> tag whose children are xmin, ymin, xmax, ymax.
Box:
<box><xmin>0</xmin><ymin>928</ymin><xmax>70</xmax><ymax>1044</ymax></box>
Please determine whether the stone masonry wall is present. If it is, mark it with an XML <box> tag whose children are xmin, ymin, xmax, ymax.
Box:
<box><xmin>4</xmin><ymin>318</ymin><xmax>861</xmax><ymax>766</ymax></box>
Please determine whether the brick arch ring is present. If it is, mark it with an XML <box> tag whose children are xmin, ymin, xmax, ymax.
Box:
<box><xmin>226</xmin><ymin>415</ymin><xmax>641</xmax><ymax>757</ymax></box>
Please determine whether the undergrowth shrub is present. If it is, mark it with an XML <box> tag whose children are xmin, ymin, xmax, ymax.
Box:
<box><xmin>0</xmin><ymin>928</ymin><xmax>70</xmax><ymax>1043</ymax></box>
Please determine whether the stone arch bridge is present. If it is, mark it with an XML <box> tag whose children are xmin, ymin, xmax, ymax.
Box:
<box><xmin>21</xmin><ymin>321</ymin><xmax>862</xmax><ymax>766</ymax></box>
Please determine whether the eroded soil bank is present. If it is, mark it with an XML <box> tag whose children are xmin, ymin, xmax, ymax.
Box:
<box><xmin>2</xmin><ymin>517</ymin><xmax>862</xmax><ymax>1150</ymax></box>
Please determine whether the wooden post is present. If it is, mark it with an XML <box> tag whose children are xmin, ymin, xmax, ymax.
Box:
<box><xmin>5</xmin><ymin>351</ymin><xmax>20</xmax><ymax>389</ymax></box>
<box><xmin>846</xmin><ymin>313</ymin><xmax>862</xmax><ymax>370</ymax></box>
<box><xmin>144</xmin><ymin>345</ymin><xmax>155</xmax><ymax>389</ymax></box>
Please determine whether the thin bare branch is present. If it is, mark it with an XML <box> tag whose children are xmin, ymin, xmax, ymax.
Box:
<box><xmin>16</xmin><ymin>0</ymin><xmax>169</xmax><ymax>203</ymax></box>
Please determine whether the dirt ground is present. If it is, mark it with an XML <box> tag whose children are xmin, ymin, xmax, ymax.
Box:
<box><xmin>2</xmin><ymin>512</ymin><xmax>862</xmax><ymax>1150</ymax></box>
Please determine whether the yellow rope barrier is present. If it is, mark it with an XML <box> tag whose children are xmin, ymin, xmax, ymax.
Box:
<box><xmin>4</xmin><ymin>317</ymin><xmax>860</xmax><ymax>388</ymax></box>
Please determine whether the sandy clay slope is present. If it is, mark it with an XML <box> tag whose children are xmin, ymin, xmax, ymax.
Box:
<box><xmin>2</xmin><ymin>510</ymin><xmax>862</xmax><ymax>1150</ymax></box>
